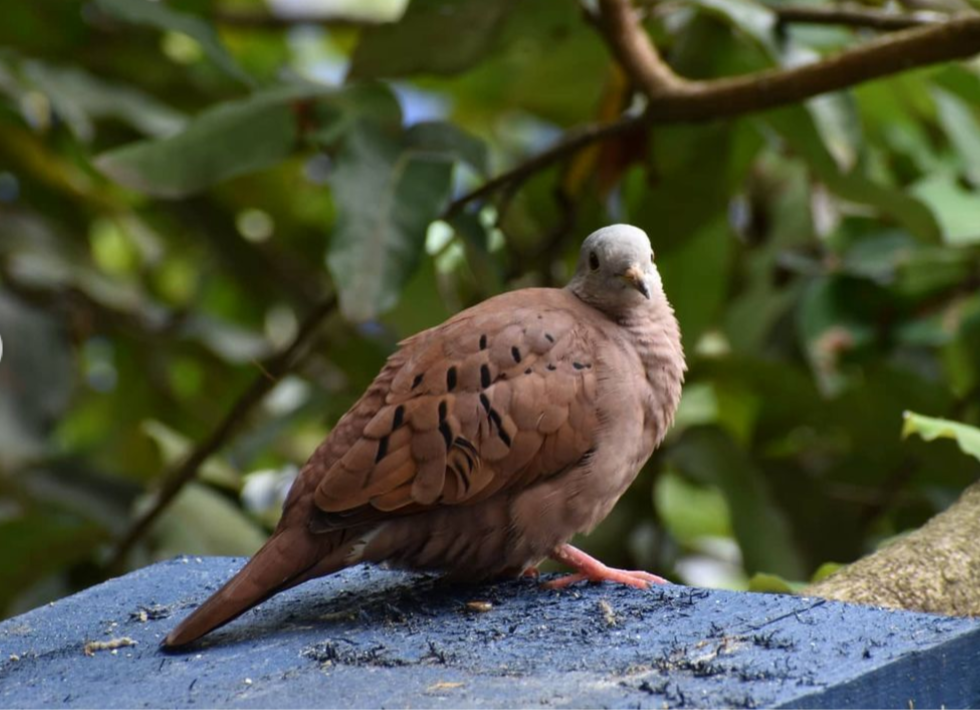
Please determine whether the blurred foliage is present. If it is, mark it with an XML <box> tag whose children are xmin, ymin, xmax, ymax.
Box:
<box><xmin>1</xmin><ymin>0</ymin><xmax>979</xmax><ymax>619</ymax></box>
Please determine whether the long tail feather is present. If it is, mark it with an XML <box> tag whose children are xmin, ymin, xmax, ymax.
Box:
<box><xmin>162</xmin><ymin>529</ymin><xmax>335</xmax><ymax>649</ymax></box>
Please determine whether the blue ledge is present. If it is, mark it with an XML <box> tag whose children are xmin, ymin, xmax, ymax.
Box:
<box><xmin>1</xmin><ymin>557</ymin><xmax>979</xmax><ymax>708</ymax></box>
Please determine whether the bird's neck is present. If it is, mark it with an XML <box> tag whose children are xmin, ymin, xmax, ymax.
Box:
<box><xmin>619</xmin><ymin>300</ymin><xmax>686</xmax><ymax>438</ymax></box>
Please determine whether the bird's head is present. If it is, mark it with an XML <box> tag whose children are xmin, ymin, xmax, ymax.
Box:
<box><xmin>567</xmin><ymin>224</ymin><xmax>664</xmax><ymax>316</ymax></box>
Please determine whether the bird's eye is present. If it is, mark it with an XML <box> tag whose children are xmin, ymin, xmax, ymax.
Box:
<box><xmin>650</xmin><ymin>251</ymin><xmax>655</xmax><ymax>263</ymax></box>
<box><xmin>589</xmin><ymin>251</ymin><xmax>600</xmax><ymax>271</ymax></box>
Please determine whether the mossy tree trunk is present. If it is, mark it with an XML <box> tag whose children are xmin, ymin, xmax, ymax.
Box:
<box><xmin>803</xmin><ymin>481</ymin><xmax>980</xmax><ymax>617</ymax></box>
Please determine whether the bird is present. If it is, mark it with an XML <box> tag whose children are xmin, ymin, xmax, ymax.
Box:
<box><xmin>163</xmin><ymin>223</ymin><xmax>685</xmax><ymax>649</ymax></box>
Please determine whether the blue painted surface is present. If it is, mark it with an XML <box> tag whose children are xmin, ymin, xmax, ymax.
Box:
<box><xmin>1</xmin><ymin>557</ymin><xmax>978</xmax><ymax>708</ymax></box>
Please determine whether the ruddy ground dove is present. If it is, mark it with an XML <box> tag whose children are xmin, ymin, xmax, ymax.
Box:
<box><xmin>164</xmin><ymin>224</ymin><xmax>685</xmax><ymax>648</ymax></box>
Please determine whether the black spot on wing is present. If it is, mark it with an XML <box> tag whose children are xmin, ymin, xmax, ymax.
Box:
<box><xmin>439</xmin><ymin>421</ymin><xmax>453</xmax><ymax>449</ymax></box>
<box><xmin>375</xmin><ymin>436</ymin><xmax>389</xmax><ymax>463</ymax></box>
<box><xmin>487</xmin><ymin>408</ymin><xmax>511</xmax><ymax>447</ymax></box>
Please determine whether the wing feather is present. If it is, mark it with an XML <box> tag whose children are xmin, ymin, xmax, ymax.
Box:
<box><xmin>310</xmin><ymin>292</ymin><xmax>602</xmax><ymax>530</ymax></box>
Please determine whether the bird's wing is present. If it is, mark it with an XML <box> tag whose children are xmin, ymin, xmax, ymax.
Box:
<box><xmin>310</xmin><ymin>291</ymin><xmax>602</xmax><ymax>530</ymax></box>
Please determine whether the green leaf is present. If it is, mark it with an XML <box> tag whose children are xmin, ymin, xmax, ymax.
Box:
<box><xmin>658</xmin><ymin>216</ymin><xmax>734</xmax><ymax>346</ymax></box>
<box><xmin>19</xmin><ymin>59</ymin><xmax>186</xmax><ymax>141</ymax></box>
<box><xmin>810</xmin><ymin>561</ymin><xmax>844</xmax><ymax>584</ymax></box>
<box><xmin>911</xmin><ymin>172</ymin><xmax>980</xmax><ymax>246</ymax></box>
<box><xmin>764</xmin><ymin>105</ymin><xmax>942</xmax><ymax>242</ymax></box>
<box><xmin>349</xmin><ymin>0</ymin><xmax>516</xmax><ymax>80</ymax></box>
<box><xmin>654</xmin><ymin>471</ymin><xmax>733</xmax><ymax>544</ymax></box>
<box><xmin>902</xmin><ymin>411</ymin><xmax>980</xmax><ymax>464</ymax></box>
<box><xmin>932</xmin><ymin>88</ymin><xmax>980</xmax><ymax>187</ymax></box>
<box><xmin>96</xmin><ymin>85</ymin><xmax>324</xmax><ymax>197</ymax></box>
<box><xmin>327</xmin><ymin>121</ymin><xmax>455</xmax><ymax>322</ymax></box>
<box><xmin>309</xmin><ymin>82</ymin><xmax>402</xmax><ymax>145</ymax></box>
<box><xmin>748</xmin><ymin>572</ymin><xmax>803</xmax><ymax>594</ymax></box>
<box><xmin>406</xmin><ymin>121</ymin><xmax>489</xmax><ymax>176</ymax></box>
<box><xmin>95</xmin><ymin>0</ymin><xmax>252</xmax><ymax>86</ymax></box>
<box><xmin>686</xmin><ymin>0</ymin><xmax>778</xmax><ymax>56</ymax></box>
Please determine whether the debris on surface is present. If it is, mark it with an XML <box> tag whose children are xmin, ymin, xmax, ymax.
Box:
<box><xmin>130</xmin><ymin>605</ymin><xmax>171</xmax><ymax>623</ymax></box>
<box><xmin>83</xmin><ymin>637</ymin><xmax>137</xmax><ymax>656</ymax></box>
<box><xmin>426</xmin><ymin>681</ymin><xmax>464</xmax><ymax>692</ymax></box>
<box><xmin>597</xmin><ymin>598</ymin><xmax>617</xmax><ymax>626</ymax></box>
<box><xmin>0</xmin><ymin>558</ymin><xmax>977</xmax><ymax>709</ymax></box>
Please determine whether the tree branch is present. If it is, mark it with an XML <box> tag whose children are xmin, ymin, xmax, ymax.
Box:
<box><xmin>595</xmin><ymin>0</ymin><xmax>688</xmax><ymax>94</ymax></box>
<box><xmin>106</xmin><ymin>295</ymin><xmax>338</xmax><ymax>571</ymax></box>
<box><xmin>442</xmin><ymin>115</ymin><xmax>645</xmax><ymax>218</ymax></box>
<box><xmin>803</xmin><ymin>480</ymin><xmax>980</xmax><ymax>616</ymax></box>
<box><xmin>446</xmin><ymin>5</ymin><xmax>980</xmax><ymax>215</ymax></box>
<box><xmin>772</xmin><ymin>5</ymin><xmax>944</xmax><ymax>31</ymax></box>
<box><xmin>644</xmin><ymin>16</ymin><xmax>980</xmax><ymax>121</ymax></box>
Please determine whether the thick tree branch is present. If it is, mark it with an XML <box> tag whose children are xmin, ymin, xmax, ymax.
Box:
<box><xmin>803</xmin><ymin>480</ymin><xmax>980</xmax><ymax>616</ymax></box>
<box><xmin>106</xmin><ymin>295</ymin><xmax>338</xmax><ymax>571</ymax></box>
<box><xmin>448</xmin><ymin>4</ymin><xmax>980</xmax><ymax>214</ymax></box>
<box><xmin>595</xmin><ymin>0</ymin><xmax>980</xmax><ymax>121</ymax></box>
<box><xmin>596</xmin><ymin>0</ymin><xmax>687</xmax><ymax>94</ymax></box>
<box><xmin>642</xmin><ymin>16</ymin><xmax>980</xmax><ymax>121</ymax></box>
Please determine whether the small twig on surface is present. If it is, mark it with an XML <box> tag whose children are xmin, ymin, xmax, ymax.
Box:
<box><xmin>107</xmin><ymin>295</ymin><xmax>338</xmax><ymax>571</ymax></box>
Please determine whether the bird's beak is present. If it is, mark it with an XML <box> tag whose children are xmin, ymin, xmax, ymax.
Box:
<box><xmin>621</xmin><ymin>264</ymin><xmax>650</xmax><ymax>299</ymax></box>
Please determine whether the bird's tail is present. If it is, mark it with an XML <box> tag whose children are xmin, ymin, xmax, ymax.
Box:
<box><xmin>162</xmin><ymin>528</ymin><xmax>338</xmax><ymax>649</ymax></box>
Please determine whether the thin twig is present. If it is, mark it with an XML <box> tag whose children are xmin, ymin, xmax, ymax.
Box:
<box><xmin>442</xmin><ymin>116</ymin><xmax>644</xmax><ymax>218</ymax></box>
<box><xmin>107</xmin><ymin>295</ymin><xmax>338</xmax><ymax>570</ymax></box>
<box><xmin>772</xmin><ymin>5</ymin><xmax>945</xmax><ymax>30</ymax></box>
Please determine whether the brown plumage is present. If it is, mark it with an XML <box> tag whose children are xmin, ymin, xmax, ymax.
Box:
<box><xmin>163</xmin><ymin>224</ymin><xmax>685</xmax><ymax>648</ymax></box>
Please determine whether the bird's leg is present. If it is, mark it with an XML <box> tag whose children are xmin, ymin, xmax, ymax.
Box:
<box><xmin>542</xmin><ymin>544</ymin><xmax>669</xmax><ymax>590</ymax></box>
<box><xmin>521</xmin><ymin>566</ymin><xmax>540</xmax><ymax>579</ymax></box>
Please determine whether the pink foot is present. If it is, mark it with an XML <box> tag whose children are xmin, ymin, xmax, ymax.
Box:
<box><xmin>521</xmin><ymin>566</ymin><xmax>540</xmax><ymax>579</ymax></box>
<box><xmin>541</xmin><ymin>543</ymin><xmax>670</xmax><ymax>590</ymax></box>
